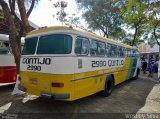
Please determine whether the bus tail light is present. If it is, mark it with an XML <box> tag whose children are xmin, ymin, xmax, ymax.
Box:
<box><xmin>52</xmin><ymin>82</ymin><xmax>64</xmax><ymax>87</ymax></box>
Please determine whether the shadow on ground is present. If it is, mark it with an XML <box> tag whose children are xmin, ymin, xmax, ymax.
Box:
<box><xmin>0</xmin><ymin>84</ymin><xmax>16</xmax><ymax>107</ymax></box>
<box><xmin>1</xmin><ymin>78</ymin><xmax>156</xmax><ymax>115</ymax></box>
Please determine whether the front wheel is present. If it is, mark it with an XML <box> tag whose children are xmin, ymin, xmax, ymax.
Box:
<box><xmin>100</xmin><ymin>77</ymin><xmax>114</xmax><ymax>97</ymax></box>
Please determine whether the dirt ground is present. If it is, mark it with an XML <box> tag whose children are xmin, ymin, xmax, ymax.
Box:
<box><xmin>0</xmin><ymin>73</ymin><xmax>159</xmax><ymax>119</ymax></box>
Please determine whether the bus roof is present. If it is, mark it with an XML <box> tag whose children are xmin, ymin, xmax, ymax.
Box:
<box><xmin>27</xmin><ymin>26</ymin><xmax>133</xmax><ymax>49</ymax></box>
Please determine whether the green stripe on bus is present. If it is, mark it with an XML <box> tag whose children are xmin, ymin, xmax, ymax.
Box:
<box><xmin>126</xmin><ymin>58</ymin><xmax>137</xmax><ymax>80</ymax></box>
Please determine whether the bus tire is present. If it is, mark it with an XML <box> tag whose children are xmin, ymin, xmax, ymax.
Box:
<box><xmin>101</xmin><ymin>76</ymin><xmax>114</xmax><ymax>97</ymax></box>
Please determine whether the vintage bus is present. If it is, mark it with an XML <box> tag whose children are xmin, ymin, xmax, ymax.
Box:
<box><xmin>0</xmin><ymin>34</ymin><xmax>16</xmax><ymax>84</ymax></box>
<box><xmin>18</xmin><ymin>26</ymin><xmax>140</xmax><ymax>101</ymax></box>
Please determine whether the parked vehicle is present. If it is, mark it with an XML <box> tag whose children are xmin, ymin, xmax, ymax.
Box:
<box><xmin>18</xmin><ymin>26</ymin><xmax>140</xmax><ymax>101</ymax></box>
<box><xmin>0</xmin><ymin>34</ymin><xmax>24</xmax><ymax>84</ymax></box>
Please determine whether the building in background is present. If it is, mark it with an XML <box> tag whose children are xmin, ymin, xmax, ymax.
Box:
<box><xmin>139</xmin><ymin>43</ymin><xmax>159</xmax><ymax>75</ymax></box>
<box><xmin>139</xmin><ymin>43</ymin><xmax>159</xmax><ymax>61</ymax></box>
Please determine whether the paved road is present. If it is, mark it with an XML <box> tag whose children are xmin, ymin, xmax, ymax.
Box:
<box><xmin>0</xmin><ymin>76</ymin><xmax>159</xmax><ymax>119</ymax></box>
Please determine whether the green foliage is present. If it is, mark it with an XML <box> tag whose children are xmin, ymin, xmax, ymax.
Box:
<box><xmin>146</xmin><ymin>0</ymin><xmax>160</xmax><ymax>46</ymax></box>
<box><xmin>67</xmin><ymin>13</ymin><xmax>80</xmax><ymax>27</ymax></box>
<box><xmin>121</xmin><ymin>0</ymin><xmax>148</xmax><ymax>46</ymax></box>
<box><xmin>121</xmin><ymin>0</ymin><xmax>160</xmax><ymax>47</ymax></box>
<box><xmin>76</xmin><ymin>0</ymin><xmax>124</xmax><ymax>39</ymax></box>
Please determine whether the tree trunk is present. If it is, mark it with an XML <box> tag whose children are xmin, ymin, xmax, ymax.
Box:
<box><xmin>0</xmin><ymin>0</ymin><xmax>21</xmax><ymax>73</ymax></box>
<box><xmin>132</xmin><ymin>25</ymin><xmax>138</xmax><ymax>46</ymax></box>
<box><xmin>153</xmin><ymin>22</ymin><xmax>160</xmax><ymax>46</ymax></box>
<box><xmin>17</xmin><ymin>0</ymin><xmax>31</xmax><ymax>34</ymax></box>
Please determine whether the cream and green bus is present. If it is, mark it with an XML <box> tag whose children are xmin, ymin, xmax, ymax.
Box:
<box><xmin>18</xmin><ymin>26</ymin><xmax>140</xmax><ymax>101</ymax></box>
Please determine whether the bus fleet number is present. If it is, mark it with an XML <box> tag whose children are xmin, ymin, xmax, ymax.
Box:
<box><xmin>92</xmin><ymin>61</ymin><xmax>106</xmax><ymax>67</ymax></box>
<box><xmin>27</xmin><ymin>65</ymin><xmax>41</xmax><ymax>71</ymax></box>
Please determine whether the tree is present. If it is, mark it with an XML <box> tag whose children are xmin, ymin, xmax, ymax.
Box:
<box><xmin>76</xmin><ymin>0</ymin><xmax>124</xmax><ymax>39</ymax></box>
<box><xmin>67</xmin><ymin>13</ymin><xmax>80</xmax><ymax>27</ymax></box>
<box><xmin>0</xmin><ymin>0</ymin><xmax>39</xmax><ymax>73</ymax></box>
<box><xmin>147</xmin><ymin>0</ymin><xmax>160</xmax><ymax>47</ymax></box>
<box><xmin>121</xmin><ymin>0</ymin><xmax>148</xmax><ymax>46</ymax></box>
<box><xmin>53</xmin><ymin>0</ymin><xmax>67</xmax><ymax>25</ymax></box>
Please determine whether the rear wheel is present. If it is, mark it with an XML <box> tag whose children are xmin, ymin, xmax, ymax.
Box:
<box><xmin>101</xmin><ymin>76</ymin><xmax>114</xmax><ymax>97</ymax></box>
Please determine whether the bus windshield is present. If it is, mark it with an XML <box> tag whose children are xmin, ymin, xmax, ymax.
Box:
<box><xmin>22</xmin><ymin>34</ymin><xmax>72</xmax><ymax>55</ymax></box>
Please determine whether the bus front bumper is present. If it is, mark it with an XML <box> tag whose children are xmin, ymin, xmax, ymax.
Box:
<box><xmin>18</xmin><ymin>84</ymin><xmax>70</xmax><ymax>100</ymax></box>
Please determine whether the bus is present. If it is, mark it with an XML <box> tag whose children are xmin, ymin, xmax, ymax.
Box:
<box><xmin>140</xmin><ymin>52</ymin><xmax>159</xmax><ymax>62</ymax></box>
<box><xmin>0</xmin><ymin>34</ymin><xmax>24</xmax><ymax>84</ymax></box>
<box><xmin>0</xmin><ymin>34</ymin><xmax>16</xmax><ymax>84</ymax></box>
<box><xmin>140</xmin><ymin>52</ymin><xmax>159</xmax><ymax>71</ymax></box>
<box><xmin>18</xmin><ymin>26</ymin><xmax>140</xmax><ymax>101</ymax></box>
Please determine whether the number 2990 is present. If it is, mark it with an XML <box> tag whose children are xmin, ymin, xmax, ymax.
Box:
<box><xmin>27</xmin><ymin>65</ymin><xmax>41</xmax><ymax>71</ymax></box>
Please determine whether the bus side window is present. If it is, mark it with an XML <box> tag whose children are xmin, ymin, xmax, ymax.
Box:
<box><xmin>106</xmin><ymin>43</ymin><xmax>111</xmax><ymax>57</ymax></box>
<box><xmin>75</xmin><ymin>38</ymin><xmax>89</xmax><ymax>55</ymax></box>
<box><xmin>127</xmin><ymin>49</ymin><xmax>131</xmax><ymax>57</ymax></box>
<box><xmin>90</xmin><ymin>40</ymin><xmax>98</xmax><ymax>56</ymax></box>
<box><xmin>117</xmin><ymin>46</ymin><xmax>120</xmax><ymax>57</ymax></box>
<box><xmin>110</xmin><ymin>44</ymin><xmax>117</xmax><ymax>57</ymax></box>
<box><xmin>119</xmin><ymin>47</ymin><xmax>125</xmax><ymax>57</ymax></box>
<box><xmin>124</xmin><ymin>48</ymin><xmax>127</xmax><ymax>57</ymax></box>
<box><xmin>122</xmin><ymin>47</ymin><xmax>125</xmax><ymax>57</ymax></box>
<box><xmin>98</xmin><ymin>42</ymin><xmax>105</xmax><ymax>56</ymax></box>
<box><xmin>133</xmin><ymin>50</ymin><xmax>136</xmax><ymax>57</ymax></box>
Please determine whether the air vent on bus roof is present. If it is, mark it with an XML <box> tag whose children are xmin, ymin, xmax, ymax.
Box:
<box><xmin>38</xmin><ymin>26</ymin><xmax>47</xmax><ymax>30</ymax></box>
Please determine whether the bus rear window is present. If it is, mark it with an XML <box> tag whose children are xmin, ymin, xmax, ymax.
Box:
<box><xmin>37</xmin><ymin>34</ymin><xmax>72</xmax><ymax>54</ymax></box>
<box><xmin>22</xmin><ymin>37</ymin><xmax>38</xmax><ymax>55</ymax></box>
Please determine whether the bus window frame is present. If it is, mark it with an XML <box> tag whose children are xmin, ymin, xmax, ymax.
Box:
<box><xmin>90</xmin><ymin>39</ymin><xmax>99</xmax><ymax>57</ymax></box>
<box><xmin>109</xmin><ymin>44</ymin><xmax>118</xmax><ymax>57</ymax></box>
<box><xmin>105</xmin><ymin>43</ymin><xmax>110</xmax><ymax>57</ymax></box>
<box><xmin>22</xmin><ymin>36</ymin><xmax>39</xmax><ymax>55</ymax></box>
<box><xmin>36</xmin><ymin>34</ymin><xmax>73</xmax><ymax>55</ymax></box>
<box><xmin>118</xmin><ymin>46</ymin><xmax>125</xmax><ymax>58</ymax></box>
<box><xmin>75</xmin><ymin>36</ymin><xmax>90</xmax><ymax>56</ymax></box>
<box><xmin>127</xmin><ymin>48</ymin><xmax>131</xmax><ymax>57</ymax></box>
<box><xmin>97</xmin><ymin>41</ymin><xmax>106</xmax><ymax>57</ymax></box>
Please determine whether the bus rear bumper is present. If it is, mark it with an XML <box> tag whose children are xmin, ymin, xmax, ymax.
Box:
<box><xmin>41</xmin><ymin>92</ymin><xmax>70</xmax><ymax>100</ymax></box>
<box><xmin>18</xmin><ymin>84</ymin><xmax>70</xmax><ymax>100</ymax></box>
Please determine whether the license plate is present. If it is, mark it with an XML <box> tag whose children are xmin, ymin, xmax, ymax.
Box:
<box><xmin>29</xmin><ymin>78</ymin><xmax>37</xmax><ymax>85</ymax></box>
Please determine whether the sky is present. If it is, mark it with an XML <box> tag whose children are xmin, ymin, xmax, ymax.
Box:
<box><xmin>29</xmin><ymin>0</ymin><xmax>80</xmax><ymax>27</ymax></box>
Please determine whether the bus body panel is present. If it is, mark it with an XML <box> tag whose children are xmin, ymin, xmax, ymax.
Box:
<box><xmin>0</xmin><ymin>54</ymin><xmax>16</xmax><ymax>83</ymax></box>
<box><xmin>20</xmin><ymin>56</ymin><xmax>75</xmax><ymax>100</ymax></box>
<box><xmin>20</xmin><ymin>71</ymin><xmax>75</xmax><ymax>100</ymax></box>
